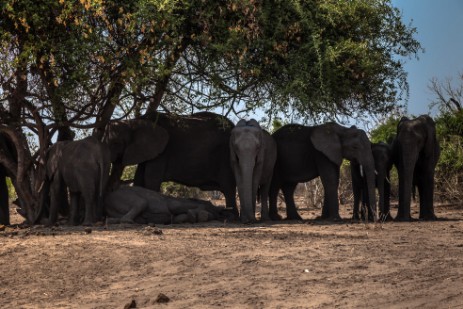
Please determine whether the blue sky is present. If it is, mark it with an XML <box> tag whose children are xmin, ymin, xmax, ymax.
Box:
<box><xmin>392</xmin><ymin>0</ymin><xmax>463</xmax><ymax>116</ymax></box>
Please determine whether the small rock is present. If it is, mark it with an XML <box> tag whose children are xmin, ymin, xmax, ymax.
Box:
<box><xmin>155</xmin><ymin>293</ymin><xmax>170</xmax><ymax>303</ymax></box>
<box><xmin>0</xmin><ymin>225</ymin><xmax>5</xmax><ymax>232</ymax></box>
<box><xmin>142</xmin><ymin>226</ymin><xmax>163</xmax><ymax>235</ymax></box>
<box><xmin>84</xmin><ymin>227</ymin><xmax>92</xmax><ymax>234</ymax></box>
<box><xmin>123</xmin><ymin>299</ymin><xmax>137</xmax><ymax>309</ymax></box>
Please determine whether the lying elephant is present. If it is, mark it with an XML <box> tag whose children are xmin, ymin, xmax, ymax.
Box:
<box><xmin>104</xmin><ymin>186</ymin><xmax>233</xmax><ymax>224</ymax></box>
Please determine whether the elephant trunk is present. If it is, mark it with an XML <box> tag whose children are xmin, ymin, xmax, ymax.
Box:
<box><xmin>397</xmin><ymin>149</ymin><xmax>418</xmax><ymax>220</ymax></box>
<box><xmin>365</xmin><ymin>167</ymin><xmax>377</xmax><ymax>222</ymax></box>
<box><xmin>376</xmin><ymin>172</ymin><xmax>386</xmax><ymax>217</ymax></box>
<box><xmin>237</xmin><ymin>158</ymin><xmax>256</xmax><ymax>223</ymax></box>
<box><xmin>359</xmin><ymin>155</ymin><xmax>377</xmax><ymax>222</ymax></box>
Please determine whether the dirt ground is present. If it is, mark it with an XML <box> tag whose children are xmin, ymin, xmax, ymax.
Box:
<box><xmin>1</xmin><ymin>199</ymin><xmax>463</xmax><ymax>309</ymax></box>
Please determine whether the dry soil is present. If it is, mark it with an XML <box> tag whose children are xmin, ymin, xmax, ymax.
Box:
<box><xmin>1</xmin><ymin>201</ymin><xmax>463</xmax><ymax>308</ymax></box>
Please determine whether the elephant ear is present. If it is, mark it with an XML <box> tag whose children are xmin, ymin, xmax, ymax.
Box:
<box><xmin>46</xmin><ymin>141</ymin><xmax>69</xmax><ymax>178</ymax></box>
<box><xmin>122</xmin><ymin>120</ymin><xmax>169</xmax><ymax>166</ymax></box>
<box><xmin>423</xmin><ymin>115</ymin><xmax>438</xmax><ymax>158</ymax></box>
<box><xmin>310</xmin><ymin>123</ymin><xmax>343</xmax><ymax>166</ymax></box>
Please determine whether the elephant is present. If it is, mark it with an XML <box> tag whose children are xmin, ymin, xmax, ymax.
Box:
<box><xmin>392</xmin><ymin>115</ymin><xmax>440</xmax><ymax>221</ymax></box>
<box><xmin>45</xmin><ymin>136</ymin><xmax>110</xmax><ymax>225</ymax></box>
<box><xmin>351</xmin><ymin>142</ymin><xmax>393</xmax><ymax>221</ymax></box>
<box><xmin>0</xmin><ymin>133</ymin><xmax>16</xmax><ymax>225</ymax></box>
<box><xmin>133</xmin><ymin>112</ymin><xmax>237</xmax><ymax>213</ymax></box>
<box><xmin>103</xmin><ymin>118</ymin><xmax>169</xmax><ymax>191</ymax></box>
<box><xmin>269</xmin><ymin>123</ymin><xmax>377</xmax><ymax>221</ymax></box>
<box><xmin>230</xmin><ymin>119</ymin><xmax>277</xmax><ymax>223</ymax></box>
<box><xmin>105</xmin><ymin>186</ymin><xmax>234</xmax><ymax>224</ymax></box>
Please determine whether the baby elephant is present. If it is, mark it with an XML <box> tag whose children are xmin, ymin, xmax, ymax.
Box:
<box><xmin>230</xmin><ymin>119</ymin><xmax>277</xmax><ymax>223</ymax></box>
<box><xmin>104</xmin><ymin>186</ymin><xmax>232</xmax><ymax>224</ymax></box>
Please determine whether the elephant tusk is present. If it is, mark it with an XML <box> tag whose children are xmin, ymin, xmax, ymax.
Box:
<box><xmin>37</xmin><ymin>180</ymin><xmax>44</xmax><ymax>193</ymax></box>
<box><xmin>359</xmin><ymin>165</ymin><xmax>364</xmax><ymax>178</ymax></box>
<box><xmin>385</xmin><ymin>176</ymin><xmax>391</xmax><ymax>184</ymax></box>
<box><xmin>375</xmin><ymin>170</ymin><xmax>378</xmax><ymax>175</ymax></box>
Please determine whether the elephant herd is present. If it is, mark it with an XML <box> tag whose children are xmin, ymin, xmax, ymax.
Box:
<box><xmin>0</xmin><ymin>113</ymin><xmax>440</xmax><ymax>226</ymax></box>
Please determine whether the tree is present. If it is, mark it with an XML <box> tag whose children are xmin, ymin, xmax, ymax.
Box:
<box><xmin>428</xmin><ymin>72</ymin><xmax>463</xmax><ymax>202</ymax></box>
<box><xmin>0</xmin><ymin>0</ymin><xmax>422</xmax><ymax>223</ymax></box>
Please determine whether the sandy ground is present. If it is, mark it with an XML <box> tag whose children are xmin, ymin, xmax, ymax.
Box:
<box><xmin>1</xmin><ymin>200</ymin><xmax>463</xmax><ymax>309</ymax></box>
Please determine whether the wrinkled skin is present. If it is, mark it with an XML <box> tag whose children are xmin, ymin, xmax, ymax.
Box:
<box><xmin>230</xmin><ymin>119</ymin><xmax>277</xmax><ymax>223</ymax></box>
<box><xmin>103</xmin><ymin>119</ymin><xmax>169</xmax><ymax>191</ymax></box>
<box><xmin>351</xmin><ymin>142</ymin><xmax>393</xmax><ymax>221</ymax></box>
<box><xmin>45</xmin><ymin>136</ymin><xmax>110</xmax><ymax>226</ymax></box>
<box><xmin>269</xmin><ymin>123</ymin><xmax>377</xmax><ymax>221</ymax></box>
<box><xmin>105</xmin><ymin>186</ymin><xmax>234</xmax><ymax>224</ymax></box>
<box><xmin>393</xmin><ymin>115</ymin><xmax>440</xmax><ymax>221</ymax></box>
<box><xmin>0</xmin><ymin>133</ymin><xmax>16</xmax><ymax>225</ymax></box>
<box><xmin>134</xmin><ymin>112</ymin><xmax>237</xmax><ymax>213</ymax></box>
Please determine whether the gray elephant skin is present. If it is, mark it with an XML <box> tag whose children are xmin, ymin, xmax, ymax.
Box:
<box><xmin>269</xmin><ymin>123</ymin><xmax>377</xmax><ymax>221</ymax></box>
<box><xmin>45</xmin><ymin>136</ymin><xmax>110</xmax><ymax>225</ymax></box>
<box><xmin>393</xmin><ymin>115</ymin><xmax>440</xmax><ymax>221</ymax></box>
<box><xmin>133</xmin><ymin>112</ymin><xmax>237</xmax><ymax>213</ymax></box>
<box><xmin>230</xmin><ymin>119</ymin><xmax>277</xmax><ymax>223</ymax></box>
<box><xmin>0</xmin><ymin>133</ymin><xmax>16</xmax><ymax>225</ymax></box>
<box><xmin>105</xmin><ymin>186</ymin><xmax>232</xmax><ymax>224</ymax></box>
<box><xmin>351</xmin><ymin>142</ymin><xmax>393</xmax><ymax>221</ymax></box>
<box><xmin>103</xmin><ymin>118</ymin><xmax>169</xmax><ymax>190</ymax></box>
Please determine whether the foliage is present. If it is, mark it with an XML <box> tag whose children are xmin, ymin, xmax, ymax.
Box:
<box><xmin>369</xmin><ymin>116</ymin><xmax>399</xmax><ymax>143</ymax></box>
<box><xmin>429</xmin><ymin>72</ymin><xmax>463</xmax><ymax>202</ymax></box>
<box><xmin>161</xmin><ymin>182</ymin><xmax>205</xmax><ymax>199</ymax></box>
<box><xmin>6</xmin><ymin>177</ymin><xmax>16</xmax><ymax>199</ymax></box>
<box><xmin>0</xmin><ymin>0</ymin><xmax>422</xmax><ymax>221</ymax></box>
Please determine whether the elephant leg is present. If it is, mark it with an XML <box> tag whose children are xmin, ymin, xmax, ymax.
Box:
<box><xmin>135</xmin><ymin>160</ymin><xmax>164</xmax><ymax>191</ymax></box>
<box><xmin>0</xmin><ymin>174</ymin><xmax>10</xmax><ymax>226</ymax></box>
<box><xmin>282</xmin><ymin>182</ymin><xmax>302</xmax><ymax>220</ymax></box>
<box><xmin>222</xmin><ymin>185</ymin><xmax>238</xmax><ymax>218</ymax></box>
<box><xmin>268</xmin><ymin>178</ymin><xmax>283</xmax><ymax>221</ymax></box>
<box><xmin>81</xmin><ymin>189</ymin><xmax>96</xmax><ymax>226</ymax></box>
<box><xmin>351</xmin><ymin>166</ymin><xmax>362</xmax><ymax>220</ymax></box>
<box><xmin>69</xmin><ymin>192</ymin><xmax>81</xmax><ymax>225</ymax></box>
<box><xmin>49</xmin><ymin>177</ymin><xmax>64</xmax><ymax>226</ymax></box>
<box><xmin>381</xmin><ymin>177</ymin><xmax>393</xmax><ymax>221</ymax></box>
<box><xmin>417</xmin><ymin>170</ymin><xmax>437</xmax><ymax>220</ymax></box>
<box><xmin>319</xmin><ymin>168</ymin><xmax>341</xmax><ymax>220</ymax></box>
<box><xmin>120</xmin><ymin>199</ymin><xmax>149</xmax><ymax>224</ymax></box>
<box><xmin>396</xmin><ymin>154</ymin><xmax>417</xmax><ymax>221</ymax></box>
<box><xmin>259</xmin><ymin>182</ymin><xmax>271</xmax><ymax>221</ymax></box>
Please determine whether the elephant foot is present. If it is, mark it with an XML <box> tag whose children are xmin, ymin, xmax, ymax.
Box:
<box><xmin>260</xmin><ymin>214</ymin><xmax>271</xmax><ymax>222</ymax></box>
<box><xmin>379</xmin><ymin>213</ymin><xmax>394</xmax><ymax>222</ymax></box>
<box><xmin>106</xmin><ymin>217</ymin><xmax>121</xmax><ymax>225</ymax></box>
<box><xmin>269</xmin><ymin>212</ymin><xmax>283</xmax><ymax>221</ymax></box>
<box><xmin>394</xmin><ymin>215</ymin><xmax>412</xmax><ymax>222</ymax></box>
<box><xmin>120</xmin><ymin>217</ymin><xmax>136</xmax><ymax>224</ymax></box>
<box><xmin>240</xmin><ymin>216</ymin><xmax>257</xmax><ymax>224</ymax></box>
<box><xmin>419</xmin><ymin>213</ymin><xmax>437</xmax><ymax>221</ymax></box>
<box><xmin>319</xmin><ymin>214</ymin><xmax>342</xmax><ymax>221</ymax></box>
<box><xmin>82</xmin><ymin>220</ymin><xmax>93</xmax><ymax>226</ymax></box>
<box><xmin>286</xmin><ymin>212</ymin><xmax>303</xmax><ymax>221</ymax></box>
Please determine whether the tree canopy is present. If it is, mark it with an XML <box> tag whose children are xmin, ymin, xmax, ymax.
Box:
<box><xmin>0</xmin><ymin>0</ymin><xmax>422</xmax><ymax>222</ymax></box>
